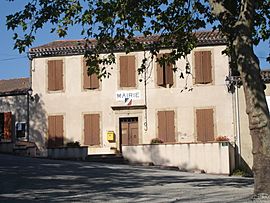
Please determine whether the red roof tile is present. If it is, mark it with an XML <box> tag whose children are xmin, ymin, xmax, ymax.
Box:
<box><xmin>0</xmin><ymin>78</ymin><xmax>29</xmax><ymax>96</ymax></box>
<box><xmin>29</xmin><ymin>30</ymin><xmax>226</xmax><ymax>58</ymax></box>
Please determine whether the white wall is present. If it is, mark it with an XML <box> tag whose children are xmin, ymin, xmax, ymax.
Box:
<box><xmin>123</xmin><ymin>142</ymin><xmax>235</xmax><ymax>174</ymax></box>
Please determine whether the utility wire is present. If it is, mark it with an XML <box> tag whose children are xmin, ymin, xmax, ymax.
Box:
<box><xmin>0</xmin><ymin>56</ymin><xmax>27</xmax><ymax>62</ymax></box>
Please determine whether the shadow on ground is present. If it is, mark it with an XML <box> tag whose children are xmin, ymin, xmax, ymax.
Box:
<box><xmin>0</xmin><ymin>154</ymin><xmax>254</xmax><ymax>202</ymax></box>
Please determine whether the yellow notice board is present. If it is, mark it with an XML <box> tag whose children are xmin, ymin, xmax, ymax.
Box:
<box><xmin>107</xmin><ymin>131</ymin><xmax>115</xmax><ymax>142</ymax></box>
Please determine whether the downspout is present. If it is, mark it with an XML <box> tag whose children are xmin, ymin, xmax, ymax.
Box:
<box><xmin>144</xmin><ymin>64</ymin><xmax>148</xmax><ymax>132</ymax></box>
<box><xmin>26</xmin><ymin>52</ymin><xmax>34</xmax><ymax>142</ymax></box>
<box><xmin>235</xmin><ymin>81</ymin><xmax>241</xmax><ymax>166</ymax></box>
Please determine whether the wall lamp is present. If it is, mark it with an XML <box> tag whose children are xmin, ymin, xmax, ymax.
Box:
<box><xmin>225</xmin><ymin>76</ymin><xmax>242</xmax><ymax>93</ymax></box>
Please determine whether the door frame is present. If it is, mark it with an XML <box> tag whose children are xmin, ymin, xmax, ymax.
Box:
<box><xmin>119</xmin><ymin>117</ymin><xmax>139</xmax><ymax>152</ymax></box>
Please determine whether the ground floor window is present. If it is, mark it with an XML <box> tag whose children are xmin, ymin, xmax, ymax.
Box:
<box><xmin>84</xmin><ymin>114</ymin><xmax>100</xmax><ymax>145</ymax></box>
<box><xmin>157</xmin><ymin>111</ymin><xmax>175</xmax><ymax>143</ymax></box>
<box><xmin>48</xmin><ymin>115</ymin><xmax>64</xmax><ymax>147</ymax></box>
<box><xmin>196</xmin><ymin>108</ymin><xmax>215</xmax><ymax>142</ymax></box>
<box><xmin>0</xmin><ymin>112</ymin><xmax>12</xmax><ymax>141</ymax></box>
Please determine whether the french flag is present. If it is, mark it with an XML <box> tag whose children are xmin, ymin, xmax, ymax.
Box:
<box><xmin>125</xmin><ymin>98</ymin><xmax>132</xmax><ymax>106</ymax></box>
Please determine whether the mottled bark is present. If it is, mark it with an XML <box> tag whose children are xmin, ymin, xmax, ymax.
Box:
<box><xmin>209</xmin><ymin>0</ymin><xmax>270</xmax><ymax>195</ymax></box>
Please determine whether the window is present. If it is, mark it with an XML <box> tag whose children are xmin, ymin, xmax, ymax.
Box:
<box><xmin>84</xmin><ymin>114</ymin><xmax>100</xmax><ymax>145</ymax></box>
<box><xmin>48</xmin><ymin>115</ymin><xmax>64</xmax><ymax>147</ymax></box>
<box><xmin>48</xmin><ymin>60</ymin><xmax>64</xmax><ymax>91</ymax></box>
<box><xmin>83</xmin><ymin>59</ymin><xmax>99</xmax><ymax>89</ymax></box>
<box><xmin>157</xmin><ymin>110</ymin><xmax>175</xmax><ymax>142</ymax></box>
<box><xmin>196</xmin><ymin>108</ymin><xmax>215</xmax><ymax>142</ymax></box>
<box><xmin>0</xmin><ymin>112</ymin><xmax>12</xmax><ymax>140</ymax></box>
<box><xmin>156</xmin><ymin>54</ymin><xmax>174</xmax><ymax>87</ymax></box>
<box><xmin>120</xmin><ymin>56</ymin><xmax>136</xmax><ymax>87</ymax></box>
<box><xmin>194</xmin><ymin>51</ymin><xmax>212</xmax><ymax>84</ymax></box>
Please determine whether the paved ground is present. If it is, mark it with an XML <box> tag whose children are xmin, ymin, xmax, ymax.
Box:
<box><xmin>0</xmin><ymin>154</ymin><xmax>267</xmax><ymax>202</ymax></box>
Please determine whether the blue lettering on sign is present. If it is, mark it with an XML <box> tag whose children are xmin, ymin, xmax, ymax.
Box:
<box><xmin>116</xmin><ymin>90</ymin><xmax>141</xmax><ymax>101</ymax></box>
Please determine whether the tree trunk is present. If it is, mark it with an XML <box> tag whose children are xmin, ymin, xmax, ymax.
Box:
<box><xmin>233</xmin><ymin>0</ymin><xmax>270</xmax><ymax>195</ymax></box>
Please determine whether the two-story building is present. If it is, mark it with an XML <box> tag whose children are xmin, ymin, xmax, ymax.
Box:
<box><xmin>29</xmin><ymin>30</ymin><xmax>236</xmax><ymax>157</ymax></box>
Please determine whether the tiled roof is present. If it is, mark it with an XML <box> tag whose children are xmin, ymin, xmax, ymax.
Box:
<box><xmin>29</xmin><ymin>30</ymin><xmax>226</xmax><ymax>58</ymax></box>
<box><xmin>0</xmin><ymin>78</ymin><xmax>29</xmax><ymax>96</ymax></box>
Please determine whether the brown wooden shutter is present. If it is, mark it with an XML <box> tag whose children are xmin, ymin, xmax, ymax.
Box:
<box><xmin>166</xmin><ymin>63</ymin><xmax>174</xmax><ymax>86</ymax></box>
<box><xmin>3</xmin><ymin>112</ymin><xmax>12</xmax><ymax>140</ymax></box>
<box><xmin>202</xmin><ymin>51</ymin><xmax>212</xmax><ymax>83</ymax></box>
<box><xmin>157</xmin><ymin>54</ymin><xmax>165</xmax><ymax>86</ymax></box>
<box><xmin>158</xmin><ymin>111</ymin><xmax>166</xmax><ymax>142</ymax></box>
<box><xmin>204</xmin><ymin>109</ymin><xmax>214</xmax><ymax>141</ymax></box>
<box><xmin>195</xmin><ymin>51</ymin><xmax>212</xmax><ymax>84</ymax></box>
<box><xmin>84</xmin><ymin>114</ymin><xmax>91</xmax><ymax>145</ymax></box>
<box><xmin>48</xmin><ymin>61</ymin><xmax>55</xmax><ymax>91</ymax></box>
<box><xmin>120</xmin><ymin>56</ymin><xmax>128</xmax><ymax>87</ymax></box>
<box><xmin>83</xmin><ymin>60</ymin><xmax>99</xmax><ymax>89</ymax></box>
<box><xmin>196</xmin><ymin>109</ymin><xmax>205</xmax><ymax>142</ymax></box>
<box><xmin>90</xmin><ymin>74</ymin><xmax>99</xmax><ymax>89</ymax></box>
<box><xmin>48</xmin><ymin>116</ymin><xmax>56</xmax><ymax>147</ymax></box>
<box><xmin>91</xmin><ymin>114</ymin><xmax>100</xmax><ymax>145</ymax></box>
<box><xmin>48</xmin><ymin>60</ymin><xmax>63</xmax><ymax>91</ymax></box>
<box><xmin>84</xmin><ymin>114</ymin><xmax>100</xmax><ymax>145</ymax></box>
<box><xmin>130</xmin><ymin>122</ymin><xmax>139</xmax><ymax>145</ymax></box>
<box><xmin>48</xmin><ymin>115</ymin><xmax>64</xmax><ymax>147</ymax></box>
<box><xmin>195</xmin><ymin>51</ymin><xmax>204</xmax><ymax>84</ymax></box>
<box><xmin>55</xmin><ymin>60</ymin><xmax>63</xmax><ymax>90</ymax></box>
<box><xmin>166</xmin><ymin>111</ymin><xmax>175</xmax><ymax>142</ymax></box>
<box><xmin>121</xmin><ymin>122</ymin><xmax>129</xmax><ymax>145</ymax></box>
<box><xmin>120</xmin><ymin>56</ymin><xmax>136</xmax><ymax>87</ymax></box>
<box><xmin>83</xmin><ymin>60</ymin><xmax>91</xmax><ymax>89</ymax></box>
<box><xmin>55</xmin><ymin>115</ymin><xmax>64</xmax><ymax>146</ymax></box>
<box><xmin>127</xmin><ymin>56</ymin><xmax>136</xmax><ymax>87</ymax></box>
<box><xmin>196</xmin><ymin>109</ymin><xmax>214</xmax><ymax>142</ymax></box>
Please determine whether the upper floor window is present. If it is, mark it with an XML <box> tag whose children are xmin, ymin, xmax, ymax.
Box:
<box><xmin>48</xmin><ymin>60</ymin><xmax>64</xmax><ymax>91</ymax></box>
<box><xmin>156</xmin><ymin>54</ymin><xmax>174</xmax><ymax>87</ymax></box>
<box><xmin>83</xmin><ymin>59</ymin><xmax>100</xmax><ymax>89</ymax></box>
<box><xmin>120</xmin><ymin>56</ymin><xmax>136</xmax><ymax>87</ymax></box>
<box><xmin>194</xmin><ymin>51</ymin><xmax>212</xmax><ymax>84</ymax></box>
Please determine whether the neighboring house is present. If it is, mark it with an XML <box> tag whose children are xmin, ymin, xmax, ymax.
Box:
<box><xmin>0</xmin><ymin>78</ymin><xmax>29</xmax><ymax>142</ymax></box>
<box><xmin>29</xmin><ymin>30</ymin><xmax>235</xmax><ymax>157</ymax></box>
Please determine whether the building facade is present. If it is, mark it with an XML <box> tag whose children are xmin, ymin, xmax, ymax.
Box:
<box><xmin>0</xmin><ymin>78</ymin><xmax>29</xmax><ymax>143</ymax></box>
<box><xmin>29</xmin><ymin>31</ymin><xmax>238</xmax><ymax>157</ymax></box>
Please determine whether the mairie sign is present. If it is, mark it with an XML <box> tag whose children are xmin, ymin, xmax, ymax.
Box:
<box><xmin>116</xmin><ymin>90</ymin><xmax>141</xmax><ymax>101</ymax></box>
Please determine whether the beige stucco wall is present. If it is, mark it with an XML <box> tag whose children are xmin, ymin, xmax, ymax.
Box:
<box><xmin>31</xmin><ymin>45</ymin><xmax>234</xmax><ymax>155</ymax></box>
<box><xmin>239</xmin><ymin>83</ymin><xmax>270</xmax><ymax>169</ymax></box>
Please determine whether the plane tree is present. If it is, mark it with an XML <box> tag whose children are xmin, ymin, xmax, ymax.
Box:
<box><xmin>6</xmin><ymin>0</ymin><xmax>270</xmax><ymax>195</ymax></box>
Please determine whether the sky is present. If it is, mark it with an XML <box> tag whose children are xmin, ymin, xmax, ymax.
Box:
<box><xmin>0</xmin><ymin>0</ymin><xmax>269</xmax><ymax>80</ymax></box>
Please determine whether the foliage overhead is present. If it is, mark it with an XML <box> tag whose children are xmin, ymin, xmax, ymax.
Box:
<box><xmin>6</xmin><ymin>0</ymin><xmax>270</xmax><ymax>77</ymax></box>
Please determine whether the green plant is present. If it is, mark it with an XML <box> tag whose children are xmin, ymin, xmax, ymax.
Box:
<box><xmin>66</xmin><ymin>141</ymin><xmax>81</xmax><ymax>147</ymax></box>
<box><xmin>232</xmin><ymin>167</ymin><xmax>253</xmax><ymax>177</ymax></box>
<box><xmin>151</xmin><ymin>138</ymin><xmax>164</xmax><ymax>144</ymax></box>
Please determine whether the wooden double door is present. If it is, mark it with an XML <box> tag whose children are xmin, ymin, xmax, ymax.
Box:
<box><xmin>120</xmin><ymin>117</ymin><xmax>138</xmax><ymax>147</ymax></box>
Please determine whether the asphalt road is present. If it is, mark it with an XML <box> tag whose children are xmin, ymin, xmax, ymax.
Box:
<box><xmin>0</xmin><ymin>154</ymin><xmax>266</xmax><ymax>202</ymax></box>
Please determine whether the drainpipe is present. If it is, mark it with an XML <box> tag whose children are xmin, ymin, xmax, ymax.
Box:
<box><xmin>27</xmin><ymin>53</ymin><xmax>34</xmax><ymax>142</ymax></box>
<box><xmin>144</xmin><ymin>65</ymin><xmax>148</xmax><ymax>132</ymax></box>
<box><xmin>235</xmin><ymin>83</ymin><xmax>241</xmax><ymax>166</ymax></box>
<box><xmin>26</xmin><ymin>92</ymin><xmax>30</xmax><ymax>142</ymax></box>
